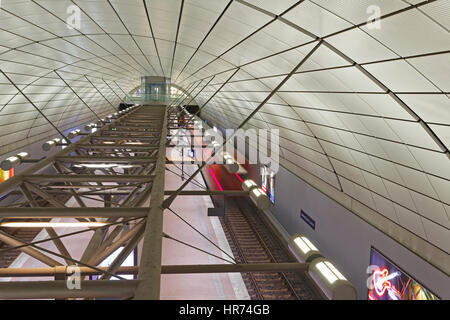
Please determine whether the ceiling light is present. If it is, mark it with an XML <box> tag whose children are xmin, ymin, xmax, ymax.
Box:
<box><xmin>42</xmin><ymin>138</ymin><xmax>63</xmax><ymax>151</ymax></box>
<box><xmin>223</xmin><ymin>153</ymin><xmax>239</xmax><ymax>173</ymax></box>
<box><xmin>68</xmin><ymin>129</ymin><xmax>81</xmax><ymax>139</ymax></box>
<box><xmin>242</xmin><ymin>179</ymin><xmax>258</xmax><ymax>192</ymax></box>
<box><xmin>0</xmin><ymin>152</ymin><xmax>30</xmax><ymax>170</ymax></box>
<box><xmin>74</xmin><ymin>163</ymin><xmax>136</xmax><ymax>169</ymax></box>
<box><xmin>249</xmin><ymin>187</ymin><xmax>271</xmax><ymax>210</ymax></box>
<box><xmin>308</xmin><ymin>257</ymin><xmax>356</xmax><ymax>300</ymax></box>
<box><xmin>289</xmin><ymin>235</ymin><xmax>322</xmax><ymax>263</ymax></box>
<box><xmin>84</xmin><ymin>123</ymin><xmax>95</xmax><ymax>131</ymax></box>
<box><xmin>124</xmin><ymin>142</ymin><xmax>146</xmax><ymax>145</ymax></box>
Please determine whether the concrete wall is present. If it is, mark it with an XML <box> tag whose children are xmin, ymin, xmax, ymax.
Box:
<box><xmin>268</xmin><ymin>165</ymin><xmax>450</xmax><ymax>300</ymax></box>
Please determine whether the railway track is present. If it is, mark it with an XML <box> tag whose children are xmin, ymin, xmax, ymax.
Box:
<box><xmin>220</xmin><ymin>197</ymin><xmax>320</xmax><ymax>300</ymax></box>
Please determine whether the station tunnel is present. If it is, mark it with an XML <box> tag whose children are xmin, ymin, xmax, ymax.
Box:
<box><xmin>0</xmin><ymin>0</ymin><xmax>448</xmax><ymax>302</ymax></box>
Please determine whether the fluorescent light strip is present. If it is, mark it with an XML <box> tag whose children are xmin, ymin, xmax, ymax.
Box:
<box><xmin>302</xmin><ymin>237</ymin><xmax>318</xmax><ymax>251</ymax></box>
<box><xmin>316</xmin><ymin>262</ymin><xmax>339</xmax><ymax>284</ymax></box>
<box><xmin>325</xmin><ymin>261</ymin><xmax>347</xmax><ymax>281</ymax></box>
<box><xmin>294</xmin><ymin>237</ymin><xmax>311</xmax><ymax>254</ymax></box>
<box><xmin>0</xmin><ymin>222</ymin><xmax>107</xmax><ymax>228</ymax></box>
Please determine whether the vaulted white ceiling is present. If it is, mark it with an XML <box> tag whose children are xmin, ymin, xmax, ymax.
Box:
<box><xmin>0</xmin><ymin>0</ymin><xmax>449</xmax><ymax>266</ymax></box>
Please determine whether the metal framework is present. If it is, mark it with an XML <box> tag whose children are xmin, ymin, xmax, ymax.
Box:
<box><xmin>0</xmin><ymin>101</ymin><xmax>307</xmax><ymax>300</ymax></box>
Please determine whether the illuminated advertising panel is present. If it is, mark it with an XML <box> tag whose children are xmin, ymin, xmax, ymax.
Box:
<box><xmin>0</xmin><ymin>168</ymin><xmax>14</xmax><ymax>183</ymax></box>
<box><xmin>368</xmin><ymin>248</ymin><xmax>438</xmax><ymax>300</ymax></box>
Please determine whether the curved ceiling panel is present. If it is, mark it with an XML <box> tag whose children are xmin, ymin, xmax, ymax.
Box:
<box><xmin>0</xmin><ymin>0</ymin><xmax>449</xmax><ymax>263</ymax></box>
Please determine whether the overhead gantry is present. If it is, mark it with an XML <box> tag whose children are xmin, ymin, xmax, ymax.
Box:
<box><xmin>0</xmin><ymin>103</ymin><xmax>309</xmax><ymax>300</ymax></box>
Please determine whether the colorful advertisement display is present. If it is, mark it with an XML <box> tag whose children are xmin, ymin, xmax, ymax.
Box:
<box><xmin>368</xmin><ymin>248</ymin><xmax>438</xmax><ymax>300</ymax></box>
<box><xmin>0</xmin><ymin>168</ymin><xmax>14</xmax><ymax>183</ymax></box>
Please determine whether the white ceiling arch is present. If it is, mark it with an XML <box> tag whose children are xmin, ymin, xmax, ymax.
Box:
<box><xmin>0</xmin><ymin>0</ymin><xmax>449</xmax><ymax>274</ymax></box>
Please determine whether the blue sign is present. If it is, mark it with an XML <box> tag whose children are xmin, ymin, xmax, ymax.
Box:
<box><xmin>300</xmin><ymin>210</ymin><xmax>316</xmax><ymax>230</ymax></box>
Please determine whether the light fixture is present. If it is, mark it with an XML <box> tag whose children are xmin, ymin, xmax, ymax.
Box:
<box><xmin>68</xmin><ymin>129</ymin><xmax>81</xmax><ymax>139</ymax></box>
<box><xmin>0</xmin><ymin>222</ymin><xmax>107</xmax><ymax>228</ymax></box>
<box><xmin>74</xmin><ymin>163</ymin><xmax>135</xmax><ymax>169</ymax></box>
<box><xmin>42</xmin><ymin>138</ymin><xmax>63</xmax><ymax>151</ymax></box>
<box><xmin>242</xmin><ymin>179</ymin><xmax>257</xmax><ymax>192</ymax></box>
<box><xmin>289</xmin><ymin>235</ymin><xmax>322</xmax><ymax>263</ymax></box>
<box><xmin>241</xmin><ymin>179</ymin><xmax>271</xmax><ymax>210</ymax></box>
<box><xmin>0</xmin><ymin>152</ymin><xmax>30</xmax><ymax>171</ymax></box>
<box><xmin>308</xmin><ymin>257</ymin><xmax>357</xmax><ymax>300</ymax></box>
<box><xmin>249</xmin><ymin>187</ymin><xmax>271</xmax><ymax>210</ymax></box>
<box><xmin>223</xmin><ymin>153</ymin><xmax>239</xmax><ymax>174</ymax></box>
<box><xmin>123</xmin><ymin>142</ymin><xmax>146</xmax><ymax>145</ymax></box>
<box><xmin>84</xmin><ymin>123</ymin><xmax>95</xmax><ymax>131</ymax></box>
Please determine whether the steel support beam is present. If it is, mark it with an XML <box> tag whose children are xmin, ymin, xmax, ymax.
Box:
<box><xmin>19</xmin><ymin>184</ymin><xmax>73</xmax><ymax>265</ymax></box>
<box><xmin>0</xmin><ymin>207</ymin><xmax>148</xmax><ymax>218</ymax></box>
<box><xmin>23</xmin><ymin>175</ymin><xmax>154</xmax><ymax>183</ymax></box>
<box><xmin>99</xmin><ymin>225</ymin><xmax>145</xmax><ymax>280</ymax></box>
<box><xmin>77</xmin><ymin>144</ymin><xmax>159</xmax><ymax>150</ymax></box>
<box><xmin>87</xmin><ymin>222</ymin><xmax>145</xmax><ymax>267</ymax></box>
<box><xmin>56</xmin><ymin>156</ymin><xmax>157</xmax><ymax>163</ymax></box>
<box><xmin>0</xmin><ymin>280</ymin><xmax>138</xmax><ymax>300</ymax></box>
<box><xmin>134</xmin><ymin>106</ymin><xmax>168</xmax><ymax>300</ymax></box>
<box><xmin>0</xmin><ymin>231</ymin><xmax>62</xmax><ymax>267</ymax></box>
<box><xmin>0</xmin><ymin>111</ymin><xmax>133</xmax><ymax>196</ymax></box>
<box><xmin>164</xmin><ymin>190</ymin><xmax>248</xmax><ymax>196</ymax></box>
<box><xmin>0</xmin><ymin>263</ymin><xmax>309</xmax><ymax>277</ymax></box>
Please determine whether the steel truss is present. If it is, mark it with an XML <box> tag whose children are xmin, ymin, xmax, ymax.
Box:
<box><xmin>0</xmin><ymin>104</ymin><xmax>303</xmax><ymax>300</ymax></box>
